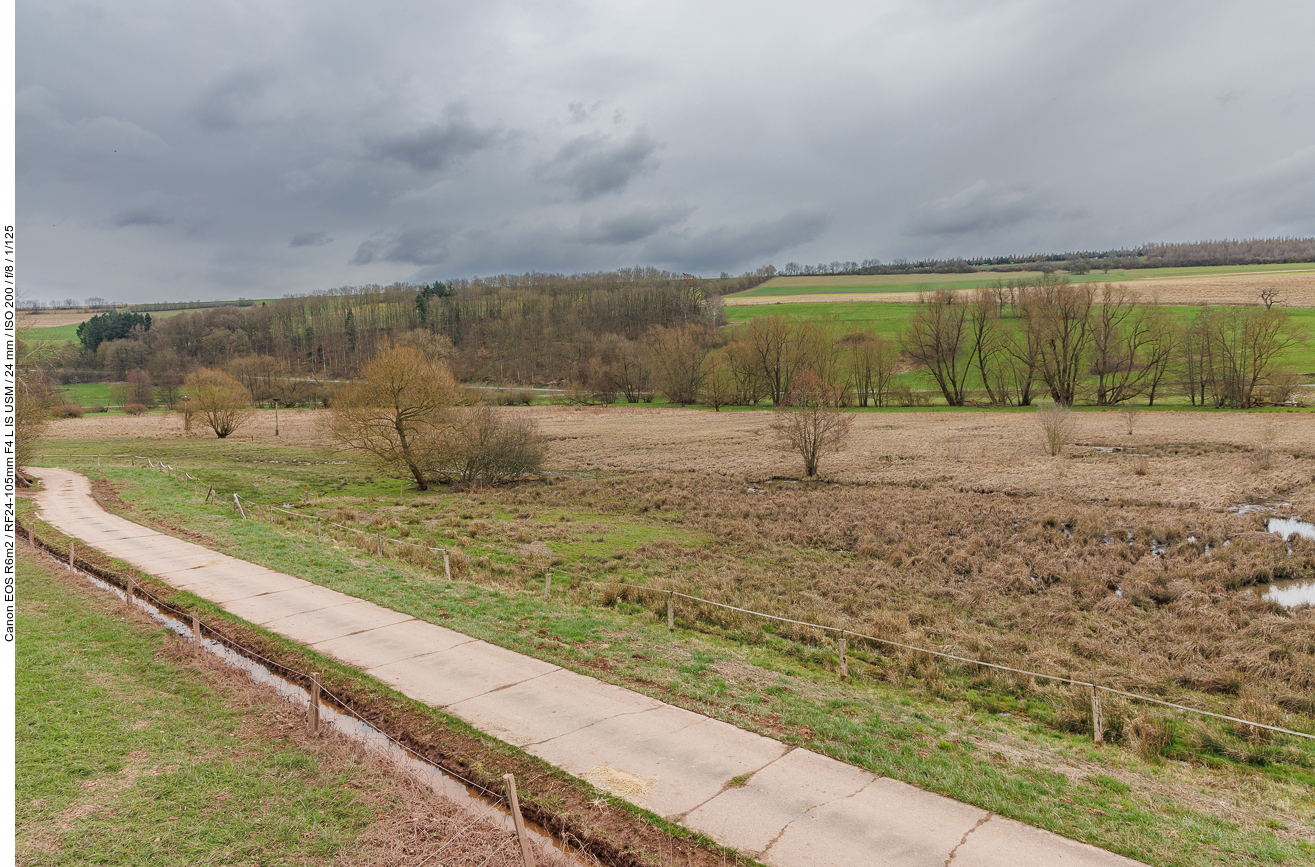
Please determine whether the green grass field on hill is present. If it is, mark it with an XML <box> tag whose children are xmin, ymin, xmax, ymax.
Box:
<box><xmin>723</xmin><ymin>302</ymin><xmax>1315</xmax><ymax>374</ymax></box>
<box><xmin>733</xmin><ymin>262</ymin><xmax>1315</xmax><ymax>298</ymax></box>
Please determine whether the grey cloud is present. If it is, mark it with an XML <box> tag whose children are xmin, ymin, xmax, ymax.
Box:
<box><xmin>643</xmin><ymin>211</ymin><xmax>830</xmax><ymax>272</ymax></box>
<box><xmin>371</xmin><ymin>111</ymin><xmax>500</xmax><ymax>173</ymax></box>
<box><xmin>904</xmin><ymin>181</ymin><xmax>1055</xmax><ymax>238</ymax></box>
<box><xmin>290</xmin><ymin>231</ymin><xmax>332</xmax><ymax>247</ymax></box>
<box><xmin>352</xmin><ymin>228</ymin><xmax>450</xmax><ymax>266</ymax></box>
<box><xmin>579</xmin><ymin>204</ymin><xmax>692</xmax><ymax>245</ymax></box>
<box><xmin>192</xmin><ymin>69</ymin><xmax>274</xmax><ymax>131</ymax></box>
<box><xmin>112</xmin><ymin>208</ymin><xmax>170</xmax><ymax>227</ymax></box>
<box><xmin>539</xmin><ymin>128</ymin><xmax>659</xmax><ymax>201</ymax></box>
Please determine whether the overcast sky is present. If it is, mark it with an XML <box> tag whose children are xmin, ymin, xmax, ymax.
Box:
<box><xmin>17</xmin><ymin>0</ymin><xmax>1315</xmax><ymax>303</ymax></box>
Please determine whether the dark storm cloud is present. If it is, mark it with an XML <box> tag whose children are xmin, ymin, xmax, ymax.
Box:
<box><xmin>538</xmin><ymin>129</ymin><xmax>660</xmax><ymax>201</ymax></box>
<box><xmin>16</xmin><ymin>0</ymin><xmax>1315</xmax><ymax>302</ymax></box>
<box><xmin>290</xmin><ymin>231</ymin><xmax>332</xmax><ymax>247</ymax></box>
<box><xmin>643</xmin><ymin>211</ymin><xmax>830</xmax><ymax>272</ymax></box>
<box><xmin>352</xmin><ymin>228</ymin><xmax>451</xmax><ymax>266</ymax></box>
<box><xmin>579</xmin><ymin>204</ymin><xmax>693</xmax><ymax>245</ymax></box>
<box><xmin>371</xmin><ymin>111</ymin><xmax>501</xmax><ymax>173</ymax></box>
<box><xmin>112</xmin><ymin>209</ymin><xmax>171</xmax><ymax>228</ymax></box>
<box><xmin>904</xmin><ymin>182</ymin><xmax>1061</xmax><ymax>239</ymax></box>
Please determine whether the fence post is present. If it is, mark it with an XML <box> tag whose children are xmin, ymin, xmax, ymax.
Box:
<box><xmin>191</xmin><ymin>614</ymin><xmax>202</xmax><ymax>651</ymax></box>
<box><xmin>27</xmin><ymin>525</ymin><xmax>33</xmax><ymax>546</ymax></box>
<box><xmin>1090</xmin><ymin>686</ymin><xmax>1104</xmax><ymax>744</ymax></box>
<box><xmin>126</xmin><ymin>577</ymin><xmax>135</xmax><ymax>607</ymax></box>
<box><xmin>317</xmin><ymin>519</ymin><xmax>322</xmax><ymax>541</ymax></box>
<box><xmin>503</xmin><ymin>773</ymin><xmax>536</xmax><ymax>867</ymax></box>
<box><xmin>839</xmin><ymin>630</ymin><xmax>848</xmax><ymax>680</ymax></box>
<box><xmin>667</xmin><ymin>592</ymin><xmax>674</xmax><ymax>632</ymax></box>
<box><xmin>97</xmin><ymin>455</ymin><xmax>101</xmax><ymax>469</ymax></box>
<box><xmin>443</xmin><ymin>550</ymin><xmax>451</xmax><ymax>581</ymax></box>
<box><xmin>205</xmin><ymin>486</ymin><xmax>214</xmax><ymax>504</ymax></box>
<box><xmin>543</xmin><ymin>571</ymin><xmax>552</xmax><ymax>602</ymax></box>
<box><xmin>308</xmin><ymin>672</ymin><xmax>321</xmax><ymax>736</ymax></box>
<box><xmin>131</xmin><ymin>456</ymin><xmax>136</xmax><ymax>467</ymax></box>
<box><xmin>69</xmin><ymin>541</ymin><xmax>75</xmax><ymax>567</ymax></box>
<box><xmin>377</xmin><ymin>533</ymin><xmax>383</xmax><ymax>557</ymax></box>
<box><xmin>233</xmin><ymin>494</ymin><xmax>246</xmax><ymax>519</ymax></box>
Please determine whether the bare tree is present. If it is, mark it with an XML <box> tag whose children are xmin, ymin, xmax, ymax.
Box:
<box><xmin>701</xmin><ymin>350</ymin><xmax>736</xmax><ymax>411</ymax></box>
<box><xmin>185</xmin><ymin>368</ymin><xmax>255</xmax><ymax>438</ymax></box>
<box><xmin>433</xmin><ymin>405</ymin><xmax>547</xmax><ymax>483</ymax></box>
<box><xmin>646</xmin><ymin>324</ymin><xmax>710</xmax><ymax>405</ymax></box>
<box><xmin>842</xmin><ymin>331</ymin><xmax>898</xmax><ymax>407</ymax></box>
<box><xmin>1259</xmin><ymin>288</ymin><xmax>1281</xmax><ymax>309</ymax></box>
<box><xmin>1020</xmin><ymin>276</ymin><xmax>1093</xmax><ymax>406</ymax></box>
<box><xmin>770</xmin><ymin>370</ymin><xmax>854</xmax><ymax>477</ymax></box>
<box><xmin>902</xmin><ymin>290</ymin><xmax>971</xmax><ymax>406</ymax></box>
<box><xmin>328</xmin><ymin>346</ymin><xmax>459</xmax><ymax>489</ymax></box>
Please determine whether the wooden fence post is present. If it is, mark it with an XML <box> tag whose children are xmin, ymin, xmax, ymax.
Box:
<box><xmin>69</xmin><ymin>541</ymin><xmax>75</xmax><ymax>567</ymax></box>
<box><xmin>839</xmin><ymin>631</ymin><xmax>848</xmax><ymax>680</ymax></box>
<box><xmin>205</xmin><ymin>486</ymin><xmax>214</xmax><ymax>504</ymax></box>
<box><xmin>307</xmin><ymin>672</ymin><xmax>321</xmax><ymax>736</ymax></box>
<box><xmin>443</xmin><ymin>551</ymin><xmax>451</xmax><ymax>581</ymax></box>
<box><xmin>191</xmin><ymin>614</ymin><xmax>202</xmax><ymax>651</ymax></box>
<box><xmin>126</xmin><ymin>577</ymin><xmax>135</xmax><ymax>607</ymax></box>
<box><xmin>543</xmin><ymin>571</ymin><xmax>552</xmax><ymax>602</ymax></box>
<box><xmin>504</xmin><ymin>773</ymin><xmax>536</xmax><ymax>867</ymax></box>
<box><xmin>377</xmin><ymin>533</ymin><xmax>383</xmax><ymax>557</ymax></box>
<box><xmin>317</xmin><ymin>520</ymin><xmax>322</xmax><ymax>541</ymax></box>
<box><xmin>1090</xmin><ymin>686</ymin><xmax>1104</xmax><ymax>744</ymax></box>
<box><xmin>667</xmin><ymin>592</ymin><xmax>674</xmax><ymax>631</ymax></box>
<box><xmin>233</xmin><ymin>494</ymin><xmax>246</xmax><ymax>519</ymax></box>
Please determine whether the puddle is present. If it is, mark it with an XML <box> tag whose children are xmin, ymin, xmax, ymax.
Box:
<box><xmin>63</xmin><ymin>562</ymin><xmax>586</xmax><ymax>863</ymax></box>
<box><xmin>1257</xmin><ymin>580</ymin><xmax>1315</xmax><ymax>609</ymax></box>
<box><xmin>1235</xmin><ymin>501</ymin><xmax>1291</xmax><ymax>516</ymax></box>
<box><xmin>1269</xmin><ymin>517</ymin><xmax>1315</xmax><ymax>543</ymax></box>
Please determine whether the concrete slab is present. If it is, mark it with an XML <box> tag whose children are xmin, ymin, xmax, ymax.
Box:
<box><xmin>685</xmin><ymin>748</ymin><xmax>874</xmax><ymax>855</ymax></box>
<box><xmin>530</xmin><ymin>705</ymin><xmax>789</xmax><ymax>820</ymax></box>
<box><xmin>223</xmin><ymin>584</ymin><xmax>359</xmax><ymax>624</ymax></box>
<box><xmin>157</xmin><ymin>569</ymin><xmax>312</xmax><ymax>605</ymax></box>
<box><xmin>368</xmin><ymin>640</ymin><xmax>560</xmax><ymax>707</ymax></box>
<box><xmin>261</xmin><ymin>601</ymin><xmax>415</xmax><ymax>645</ymax></box>
<box><xmin>951</xmin><ymin>814</ymin><xmax>1144</xmax><ymax>867</ymax></box>
<box><xmin>763</xmin><ymin>777</ymin><xmax>985</xmax><ymax>867</ymax></box>
<box><xmin>313</xmin><ymin>618</ymin><xmax>478</xmax><ymax>670</ymax></box>
<box><xmin>448</xmin><ymin>666</ymin><xmax>665</xmax><ymax>747</ymax></box>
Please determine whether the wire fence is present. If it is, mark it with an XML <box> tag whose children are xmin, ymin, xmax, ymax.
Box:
<box><xmin>35</xmin><ymin>452</ymin><xmax>1315</xmax><ymax>745</ymax></box>
<box><xmin>18</xmin><ymin>517</ymin><xmax>576</xmax><ymax>867</ymax></box>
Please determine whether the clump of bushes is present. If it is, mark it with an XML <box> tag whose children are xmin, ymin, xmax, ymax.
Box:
<box><xmin>86</xmin><ymin>404</ymin><xmax>108</xmax><ymax>413</ymax></box>
<box><xmin>49</xmin><ymin>403</ymin><xmax>84</xmax><ymax>419</ymax></box>
<box><xmin>124</xmin><ymin>403</ymin><xmax>148</xmax><ymax>415</ymax></box>
<box><xmin>496</xmin><ymin>388</ymin><xmax>536</xmax><ymax>406</ymax></box>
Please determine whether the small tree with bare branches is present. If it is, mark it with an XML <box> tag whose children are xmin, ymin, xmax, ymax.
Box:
<box><xmin>770</xmin><ymin>370</ymin><xmax>854</xmax><ymax>478</ymax></box>
<box><xmin>185</xmin><ymin>368</ymin><xmax>254</xmax><ymax>439</ymax></box>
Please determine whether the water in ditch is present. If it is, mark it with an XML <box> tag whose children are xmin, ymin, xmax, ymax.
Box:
<box><xmin>1254</xmin><ymin>517</ymin><xmax>1315</xmax><ymax>609</ymax></box>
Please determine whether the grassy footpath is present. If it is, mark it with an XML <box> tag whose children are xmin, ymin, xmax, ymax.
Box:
<box><xmin>22</xmin><ymin>449</ymin><xmax>1315</xmax><ymax>866</ymax></box>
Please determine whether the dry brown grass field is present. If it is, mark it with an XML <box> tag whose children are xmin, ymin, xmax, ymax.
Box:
<box><xmin>15</xmin><ymin>310</ymin><xmax>99</xmax><ymax>328</ymax></box>
<box><xmin>45</xmin><ymin>405</ymin><xmax>1315</xmax><ymax>717</ymax></box>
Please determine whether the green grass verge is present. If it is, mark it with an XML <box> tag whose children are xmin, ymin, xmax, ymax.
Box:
<box><xmin>15</xmin><ymin>551</ymin><xmax>381</xmax><ymax>865</ymax></box>
<box><xmin>21</xmin><ymin>451</ymin><xmax>1315</xmax><ymax>866</ymax></box>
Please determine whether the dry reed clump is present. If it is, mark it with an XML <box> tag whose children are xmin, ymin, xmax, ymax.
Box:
<box><xmin>492</xmin><ymin>471</ymin><xmax>1315</xmax><ymax>722</ymax></box>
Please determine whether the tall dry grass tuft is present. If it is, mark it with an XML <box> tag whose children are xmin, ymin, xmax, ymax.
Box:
<box><xmin>1035</xmin><ymin>404</ymin><xmax>1076</xmax><ymax>456</ymax></box>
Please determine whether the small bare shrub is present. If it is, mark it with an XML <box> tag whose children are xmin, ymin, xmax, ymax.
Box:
<box><xmin>1134</xmin><ymin>456</ymin><xmax>1149</xmax><ymax>476</ymax></box>
<box><xmin>1127</xmin><ymin>713</ymin><xmax>1170</xmax><ymax>760</ymax></box>
<box><xmin>50</xmin><ymin>403</ymin><xmax>84</xmax><ymax>419</ymax></box>
<box><xmin>86</xmin><ymin>404</ymin><xmax>108</xmax><ymax>413</ymax></box>
<box><xmin>124</xmin><ymin>402</ymin><xmax>148</xmax><ymax>416</ymax></box>
<box><xmin>1120</xmin><ymin>405</ymin><xmax>1139</xmax><ymax>436</ymax></box>
<box><xmin>1035</xmin><ymin>404</ymin><xmax>1076</xmax><ymax>456</ymax></box>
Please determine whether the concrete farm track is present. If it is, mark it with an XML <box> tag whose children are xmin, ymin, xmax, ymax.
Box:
<box><xmin>31</xmin><ymin>466</ymin><xmax>1143</xmax><ymax>867</ymax></box>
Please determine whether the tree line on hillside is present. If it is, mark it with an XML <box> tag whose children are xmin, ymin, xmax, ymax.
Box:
<box><xmin>36</xmin><ymin>269</ymin><xmax>771</xmax><ymax>400</ymax></box>
<box><xmin>565</xmin><ymin>276</ymin><xmax>1306</xmax><ymax>410</ymax></box>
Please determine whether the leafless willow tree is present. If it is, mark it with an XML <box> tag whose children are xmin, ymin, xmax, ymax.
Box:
<box><xmin>904</xmin><ymin>290</ymin><xmax>972</xmax><ymax>406</ymax></box>
<box><xmin>770</xmin><ymin>370</ymin><xmax>854</xmax><ymax>477</ymax></box>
